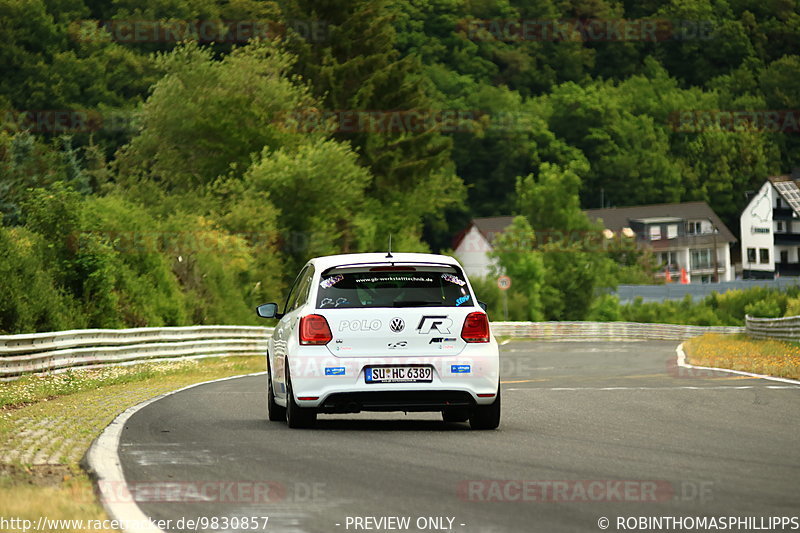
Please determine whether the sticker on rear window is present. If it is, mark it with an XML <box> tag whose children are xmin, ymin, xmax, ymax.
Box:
<box><xmin>456</xmin><ymin>295</ymin><xmax>471</xmax><ymax>306</ymax></box>
<box><xmin>441</xmin><ymin>273</ymin><xmax>466</xmax><ymax>286</ymax></box>
<box><xmin>356</xmin><ymin>275</ymin><xmax>433</xmax><ymax>283</ymax></box>
<box><xmin>320</xmin><ymin>274</ymin><xmax>344</xmax><ymax>288</ymax></box>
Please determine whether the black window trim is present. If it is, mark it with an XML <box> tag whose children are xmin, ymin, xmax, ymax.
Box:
<box><xmin>316</xmin><ymin>262</ymin><xmax>473</xmax><ymax>310</ymax></box>
<box><xmin>283</xmin><ymin>264</ymin><xmax>311</xmax><ymax>315</ymax></box>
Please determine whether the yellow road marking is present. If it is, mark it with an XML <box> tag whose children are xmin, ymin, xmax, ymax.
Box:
<box><xmin>500</xmin><ymin>379</ymin><xmax>549</xmax><ymax>384</ymax></box>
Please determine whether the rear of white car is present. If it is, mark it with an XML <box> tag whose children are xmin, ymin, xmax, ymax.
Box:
<box><xmin>256</xmin><ymin>253</ymin><xmax>501</xmax><ymax>429</ymax></box>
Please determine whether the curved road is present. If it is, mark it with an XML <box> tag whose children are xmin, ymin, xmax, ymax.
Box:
<box><xmin>117</xmin><ymin>341</ymin><xmax>800</xmax><ymax>533</ymax></box>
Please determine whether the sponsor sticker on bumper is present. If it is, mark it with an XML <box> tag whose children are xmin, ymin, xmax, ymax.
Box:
<box><xmin>325</xmin><ymin>367</ymin><xmax>346</xmax><ymax>376</ymax></box>
<box><xmin>451</xmin><ymin>364</ymin><xmax>471</xmax><ymax>374</ymax></box>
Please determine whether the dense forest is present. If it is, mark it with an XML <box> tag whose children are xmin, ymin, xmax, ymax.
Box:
<box><xmin>1</xmin><ymin>0</ymin><xmax>799</xmax><ymax>332</ymax></box>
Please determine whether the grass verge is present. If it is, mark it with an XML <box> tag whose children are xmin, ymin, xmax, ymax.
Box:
<box><xmin>0</xmin><ymin>356</ymin><xmax>265</xmax><ymax>531</ymax></box>
<box><xmin>683</xmin><ymin>333</ymin><xmax>800</xmax><ymax>380</ymax></box>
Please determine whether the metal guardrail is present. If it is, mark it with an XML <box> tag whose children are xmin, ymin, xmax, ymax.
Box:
<box><xmin>0</xmin><ymin>326</ymin><xmax>272</xmax><ymax>379</ymax></box>
<box><xmin>0</xmin><ymin>321</ymin><xmax>745</xmax><ymax>380</ymax></box>
<box><xmin>745</xmin><ymin>315</ymin><xmax>800</xmax><ymax>342</ymax></box>
<box><xmin>490</xmin><ymin>321</ymin><xmax>744</xmax><ymax>341</ymax></box>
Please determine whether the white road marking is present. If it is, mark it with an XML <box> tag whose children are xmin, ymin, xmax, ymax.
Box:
<box><xmin>507</xmin><ymin>385</ymin><xmax>800</xmax><ymax>391</ymax></box>
<box><xmin>85</xmin><ymin>371</ymin><xmax>267</xmax><ymax>533</ymax></box>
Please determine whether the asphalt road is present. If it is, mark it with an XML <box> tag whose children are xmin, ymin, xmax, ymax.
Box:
<box><xmin>117</xmin><ymin>341</ymin><xmax>800</xmax><ymax>533</ymax></box>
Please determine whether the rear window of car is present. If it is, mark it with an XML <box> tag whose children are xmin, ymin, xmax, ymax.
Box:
<box><xmin>316</xmin><ymin>268</ymin><xmax>473</xmax><ymax>309</ymax></box>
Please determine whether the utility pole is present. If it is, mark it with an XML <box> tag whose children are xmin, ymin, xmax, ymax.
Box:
<box><xmin>708</xmin><ymin>218</ymin><xmax>719</xmax><ymax>282</ymax></box>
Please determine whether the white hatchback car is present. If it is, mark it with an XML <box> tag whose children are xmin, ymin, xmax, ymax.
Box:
<box><xmin>256</xmin><ymin>252</ymin><xmax>501</xmax><ymax>429</ymax></box>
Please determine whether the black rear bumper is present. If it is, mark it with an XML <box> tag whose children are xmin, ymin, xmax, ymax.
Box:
<box><xmin>318</xmin><ymin>390</ymin><xmax>476</xmax><ymax>413</ymax></box>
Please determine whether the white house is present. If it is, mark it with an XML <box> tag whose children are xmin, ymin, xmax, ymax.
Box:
<box><xmin>740</xmin><ymin>175</ymin><xmax>800</xmax><ymax>279</ymax></box>
<box><xmin>454</xmin><ymin>202</ymin><xmax>736</xmax><ymax>282</ymax></box>
<box><xmin>452</xmin><ymin>216</ymin><xmax>513</xmax><ymax>278</ymax></box>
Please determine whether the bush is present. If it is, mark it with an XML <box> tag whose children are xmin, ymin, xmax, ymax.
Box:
<box><xmin>0</xmin><ymin>226</ymin><xmax>79</xmax><ymax>333</ymax></box>
<box><xmin>586</xmin><ymin>294</ymin><xmax>622</xmax><ymax>322</ymax></box>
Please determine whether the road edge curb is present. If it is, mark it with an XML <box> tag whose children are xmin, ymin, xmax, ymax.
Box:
<box><xmin>83</xmin><ymin>370</ymin><xmax>267</xmax><ymax>533</ymax></box>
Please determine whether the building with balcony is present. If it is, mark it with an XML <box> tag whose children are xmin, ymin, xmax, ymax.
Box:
<box><xmin>740</xmin><ymin>174</ymin><xmax>800</xmax><ymax>279</ymax></box>
<box><xmin>585</xmin><ymin>202</ymin><xmax>736</xmax><ymax>283</ymax></box>
<box><xmin>453</xmin><ymin>202</ymin><xmax>736</xmax><ymax>282</ymax></box>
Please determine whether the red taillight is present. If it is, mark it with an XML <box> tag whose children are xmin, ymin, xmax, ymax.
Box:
<box><xmin>461</xmin><ymin>312</ymin><xmax>490</xmax><ymax>343</ymax></box>
<box><xmin>299</xmin><ymin>314</ymin><xmax>332</xmax><ymax>345</ymax></box>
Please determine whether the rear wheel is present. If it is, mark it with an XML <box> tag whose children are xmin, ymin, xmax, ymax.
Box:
<box><xmin>266</xmin><ymin>365</ymin><xmax>285</xmax><ymax>422</ymax></box>
<box><xmin>285</xmin><ymin>365</ymin><xmax>317</xmax><ymax>429</ymax></box>
<box><xmin>469</xmin><ymin>387</ymin><xmax>501</xmax><ymax>430</ymax></box>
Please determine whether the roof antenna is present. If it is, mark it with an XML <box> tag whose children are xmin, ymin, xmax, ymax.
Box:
<box><xmin>386</xmin><ymin>234</ymin><xmax>393</xmax><ymax>258</ymax></box>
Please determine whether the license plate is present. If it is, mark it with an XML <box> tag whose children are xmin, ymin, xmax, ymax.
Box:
<box><xmin>365</xmin><ymin>366</ymin><xmax>433</xmax><ymax>383</ymax></box>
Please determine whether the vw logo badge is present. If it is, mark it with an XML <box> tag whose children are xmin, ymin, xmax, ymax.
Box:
<box><xmin>390</xmin><ymin>318</ymin><xmax>405</xmax><ymax>333</ymax></box>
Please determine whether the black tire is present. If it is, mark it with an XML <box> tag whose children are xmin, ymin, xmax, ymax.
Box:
<box><xmin>442</xmin><ymin>408</ymin><xmax>470</xmax><ymax>423</ymax></box>
<box><xmin>285</xmin><ymin>364</ymin><xmax>317</xmax><ymax>429</ymax></box>
<box><xmin>469</xmin><ymin>387</ymin><xmax>501</xmax><ymax>430</ymax></box>
<box><xmin>267</xmin><ymin>365</ymin><xmax>286</xmax><ymax>422</ymax></box>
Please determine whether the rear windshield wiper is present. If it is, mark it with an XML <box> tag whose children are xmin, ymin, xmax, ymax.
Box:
<box><xmin>393</xmin><ymin>300</ymin><xmax>444</xmax><ymax>307</ymax></box>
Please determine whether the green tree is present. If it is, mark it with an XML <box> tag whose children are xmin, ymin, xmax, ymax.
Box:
<box><xmin>240</xmin><ymin>138</ymin><xmax>375</xmax><ymax>272</ymax></box>
<box><xmin>115</xmin><ymin>40</ymin><xmax>319</xmax><ymax>192</ymax></box>
<box><xmin>488</xmin><ymin>216</ymin><xmax>545</xmax><ymax>320</ymax></box>
<box><xmin>282</xmin><ymin>0</ymin><xmax>465</xmax><ymax>248</ymax></box>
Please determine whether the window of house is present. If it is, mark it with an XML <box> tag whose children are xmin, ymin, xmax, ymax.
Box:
<box><xmin>667</xmin><ymin>224</ymin><xmax>678</xmax><ymax>239</ymax></box>
<box><xmin>777</xmin><ymin>221</ymin><xmax>785</xmax><ymax>233</ymax></box>
<box><xmin>686</xmin><ymin>221</ymin><xmax>702</xmax><ymax>235</ymax></box>
<box><xmin>780</xmin><ymin>250</ymin><xmax>789</xmax><ymax>263</ymax></box>
<box><xmin>777</xmin><ymin>197</ymin><xmax>783</xmax><ymax>208</ymax></box>
<box><xmin>649</xmin><ymin>226</ymin><xmax>661</xmax><ymax>240</ymax></box>
<box><xmin>690</xmin><ymin>249</ymin><xmax>712</xmax><ymax>270</ymax></box>
<box><xmin>747</xmin><ymin>248</ymin><xmax>757</xmax><ymax>263</ymax></box>
<box><xmin>759</xmin><ymin>248</ymin><xmax>770</xmax><ymax>264</ymax></box>
<box><xmin>660</xmin><ymin>251</ymin><xmax>678</xmax><ymax>267</ymax></box>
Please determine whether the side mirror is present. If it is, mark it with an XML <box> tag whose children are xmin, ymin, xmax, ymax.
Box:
<box><xmin>256</xmin><ymin>303</ymin><xmax>280</xmax><ymax>319</ymax></box>
<box><xmin>478</xmin><ymin>301</ymin><xmax>488</xmax><ymax>311</ymax></box>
